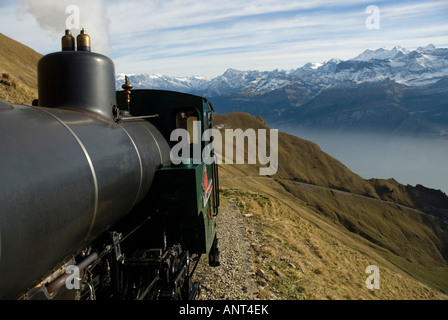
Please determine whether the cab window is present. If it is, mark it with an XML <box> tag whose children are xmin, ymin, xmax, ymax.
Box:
<box><xmin>175</xmin><ymin>110</ymin><xmax>200</xmax><ymax>144</ymax></box>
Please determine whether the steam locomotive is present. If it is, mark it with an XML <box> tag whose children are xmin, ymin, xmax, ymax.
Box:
<box><xmin>0</xmin><ymin>29</ymin><xmax>220</xmax><ymax>300</ymax></box>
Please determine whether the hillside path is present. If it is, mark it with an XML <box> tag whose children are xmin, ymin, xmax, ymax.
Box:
<box><xmin>194</xmin><ymin>198</ymin><xmax>260</xmax><ymax>300</ymax></box>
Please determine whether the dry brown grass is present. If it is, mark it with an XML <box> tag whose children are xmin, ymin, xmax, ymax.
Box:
<box><xmin>0</xmin><ymin>71</ymin><xmax>37</xmax><ymax>105</ymax></box>
<box><xmin>220</xmin><ymin>180</ymin><xmax>447</xmax><ymax>300</ymax></box>
<box><xmin>0</xmin><ymin>33</ymin><xmax>41</xmax><ymax>105</ymax></box>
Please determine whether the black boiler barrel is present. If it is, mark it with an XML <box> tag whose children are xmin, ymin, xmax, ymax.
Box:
<box><xmin>0</xmin><ymin>101</ymin><xmax>171</xmax><ymax>299</ymax></box>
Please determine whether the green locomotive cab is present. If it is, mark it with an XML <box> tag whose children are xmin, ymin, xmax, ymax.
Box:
<box><xmin>117</xmin><ymin>89</ymin><xmax>220</xmax><ymax>267</ymax></box>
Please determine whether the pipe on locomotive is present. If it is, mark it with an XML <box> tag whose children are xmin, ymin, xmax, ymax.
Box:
<box><xmin>46</xmin><ymin>252</ymin><xmax>98</xmax><ymax>294</ymax></box>
<box><xmin>61</xmin><ymin>29</ymin><xmax>91</xmax><ymax>52</ymax></box>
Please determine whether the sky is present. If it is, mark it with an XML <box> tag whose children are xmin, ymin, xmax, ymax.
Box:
<box><xmin>1</xmin><ymin>0</ymin><xmax>448</xmax><ymax>78</ymax></box>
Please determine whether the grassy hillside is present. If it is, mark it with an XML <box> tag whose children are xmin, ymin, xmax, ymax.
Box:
<box><xmin>214</xmin><ymin>112</ymin><xmax>448</xmax><ymax>299</ymax></box>
<box><xmin>0</xmin><ymin>33</ymin><xmax>41</xmax><ymax>105</ymax></box>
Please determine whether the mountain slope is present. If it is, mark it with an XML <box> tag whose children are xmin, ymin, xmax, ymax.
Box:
<box><xmin>0</xmin><ymin>33</ymin><xmax>41</xmax><ymax>105</ymax></box>
<box><xmin>214</xmin><ymin>112</ymin><xmax>448</xmax><ymax>298</ymax></box>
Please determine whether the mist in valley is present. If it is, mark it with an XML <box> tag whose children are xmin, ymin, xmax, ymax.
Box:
<box><xmin>278</xmin><ymin>127</ymin><xmax>448</xmax><ymax>195</ymax></box>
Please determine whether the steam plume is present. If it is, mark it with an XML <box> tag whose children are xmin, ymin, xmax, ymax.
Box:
<box><xmin>18</xmin><ymin>0</ymin><xmax>113</xmax><ymax>56</ymax></box>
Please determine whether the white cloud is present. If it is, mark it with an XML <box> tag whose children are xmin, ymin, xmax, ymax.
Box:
<box><xmin>17</xmin><ymin>0</ymin><xmax>112</xmax><ymax>55</ymax></box>
<box><xmin>108</xmin><ymin>1</ymin><xmax>369</xmax><ymax>76</ymax></box>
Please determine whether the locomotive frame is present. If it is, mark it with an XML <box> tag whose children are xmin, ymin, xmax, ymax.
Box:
<box><xmin>0</xmin><ymin>30</ymin><xmax>221</xmax><ymax>300</ymax></box>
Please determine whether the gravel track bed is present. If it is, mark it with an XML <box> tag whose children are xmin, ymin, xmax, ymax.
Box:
<box><xmin>194</xmin><ymin>199</ymin><xmax>260</xmax><ymax>300</ymax></box>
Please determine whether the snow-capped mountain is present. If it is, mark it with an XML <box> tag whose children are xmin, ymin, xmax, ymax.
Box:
<box><xmin>351</xmin><ymin>45</ymin><xmax>409</xmax><ymax>62</ymax></box>
<box><xmin>116</xmin><ymin>73</ymin><xmax>210</xmax><ymax>92</ymax></box>
<box><xmin>116</xmin><ymin>68</ymin><xmax>293</xmax><ymax>96</ymax></box>
<box><xmin>284</xmin><ymin>44</ymin><xmax>448</xmax><ymax>91</ymax></box>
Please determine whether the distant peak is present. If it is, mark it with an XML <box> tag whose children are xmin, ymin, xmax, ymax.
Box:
<box><xmin>391</xmin><ymin>45</ymin><xmax>409</xmax><ymax>54</ymax></box>
<box><xmin>327</xmin><ymin>58</ymin><xmax>341</xmax><ymax>64</ymax></box>
<box><xmin>303</xmin><ymin>62</ymin><xmax>323</xmax><ymax>70</ymax></box>
<box><xmin>392</xmin><ymin>44</ymin><xmax>404</xmax><ymax>50</ymax></box>
<box><xmin>352</xmin><ymin>45</ymin><xmax>408</xmax><ymax>61</ymax></box>
<box><xmin>417</xmin><ymin>44</ymin><xmax>436</xmax><ymax>51</ymax></box>
<box><xmin>223</xmin><ymin>68</ymin><xmax>241</xmax><ymax>74</ymax></box>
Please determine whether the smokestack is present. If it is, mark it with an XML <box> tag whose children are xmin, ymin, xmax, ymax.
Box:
<box><xmin>38</xmin><ymin>30</ymin><xmax>117</xmax><ymax>120</ymax></box>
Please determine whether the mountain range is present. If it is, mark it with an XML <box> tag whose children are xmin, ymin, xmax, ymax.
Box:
<box><xmin>117</xmin><ymin>44</ymin><xmax>448</xmax><ymax>138</ymax></box>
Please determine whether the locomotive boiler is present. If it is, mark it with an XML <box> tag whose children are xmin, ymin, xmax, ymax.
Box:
<box><xmin>0</xmin><ymin>29</ymin><xmax>220</xmax><ymax>300</ymax></box>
